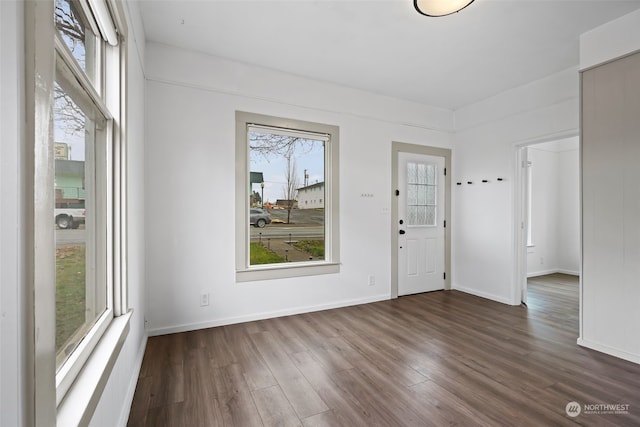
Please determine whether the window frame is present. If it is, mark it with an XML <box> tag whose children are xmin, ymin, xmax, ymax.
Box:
<box><xmin>526</xmin><ymin>158</ymin><xmax>534</xmax><ymax>247</ymax></box>
<box><xmin>235</xmin><ymin>111</ymin><xmax>340</xmax><ymax>281</ymax></box>
<box><xmin>27</xmin><ymin>0</ymin><xmax>130</xmax><ymax>423</ymax></box>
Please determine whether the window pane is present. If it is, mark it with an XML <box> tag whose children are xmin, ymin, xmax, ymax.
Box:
<box><xmin>407</xmin><ymin>184</ymin><xmax>417</xmax><ymax>205</ymax></box>
<box><xmin>425</xmin><ymin>206</ymin><xmax>436</xmax><ymax>226</ymax></box>
<box><xmin>55</xmin><ymin>0</ymin><xmax>98</xmax><ymax>84</ymax></box>
<box><xmin>417</xmin><ymin>185</ymin><xmax>426</xmax><ymax>205</ymax></box>
<box><xmin>248</xmin><ymin>129</ymin><xmax>326</xmax><ymax>265</ymax></box>
<box><xmin>426</xmin><ymin>186</ymin><xmax>436</xmax><ymax>205</ymax></box>
<box><xmin>426</xmin><ymin>164</ymin><xmax>436</xmax><ymax>185</ymax></box>
<box><xmin>54</xmin><ymin>79</ymin><xmax>106</xmax><ymax>370</ymax></box>
<box><xmin>408</xmin><ymin>206</ymin><xmax>417</xmax><ymax>225</ymax></box>
<box><xmin>417</xmin><ymin>163</ymin><xmax>427</xmax><ymax>184</ymax></box>
<box><xmin>407</xmin><ymin>162</ymin><xmax>417</xmax><ymax>184</ymax></box>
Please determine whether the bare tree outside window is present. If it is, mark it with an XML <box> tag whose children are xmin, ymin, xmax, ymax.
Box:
<box><xmin>282</xmin><ymin>155</ymin><xmax>299</xmax><ymax>225</ymax></box>
<box><xmin>55</xmin><ymin>0</ymin><xmax>97</xmax><ymax>81</ymax></box>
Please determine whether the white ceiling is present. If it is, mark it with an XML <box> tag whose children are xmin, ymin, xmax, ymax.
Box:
<box><xmin>139</xmin><ymin>0</ymin><xmax>640</xmax><ymax>110</ymax></box>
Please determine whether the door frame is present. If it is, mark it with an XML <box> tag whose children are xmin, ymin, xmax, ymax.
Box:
<box><xmin>391</xmin><ymin>142</ymin><xmax>451</xmax><ymax>299</ymax></box>
<box><xmin>511</xmin><ymin>129</ymin><xmax>579</xmax><ymax>305</ymax></box>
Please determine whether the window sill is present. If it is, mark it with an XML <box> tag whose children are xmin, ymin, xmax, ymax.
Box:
<box><xmin>236</xmin><ymin>262</ymin><xmax>340</xmax><ymax>282</ymax></box>
<box><xmin>57</xmin><ymin>310</ymin><xmax>132</xmax><ymax>426</ymax></box>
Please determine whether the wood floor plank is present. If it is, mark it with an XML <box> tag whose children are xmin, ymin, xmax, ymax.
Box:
<box><xmin>409</xmin><ymin>380</ymin><xmax>499</xmax><ymax>427</ymax></box>
<box><xmin>127</xmin><ymin>376</ymin><xmax>152</xmax><ymax>427</ymax></box>
<box><xmin>283</xmin><ymin>315</ymin><xmax>353</xmax><ymax>373</ymax></box>
<box><xmin>291</xmin><ymin>350</ymin><xmax>389</xmax><ymax>427</ymax></box>
<box><xmin>223</xmin><ymin>323</ymin><xmax>278</xmax><ymax>391</ymax></box>
<box><xmin>252</xmin><ymin>385</ymin><xmax>302</xmax><ymax>427</ymax></box>
<box><xmin>300</xmin><ymin>410</ymin><xmax>340</xmax><ymax>427</ymax></box>
<box><xmin>128</xmin><ymin>274</ymin><xmax>640</xmax><ymax>427</ymax></box>
<box><xmin>250</xmin><ymin>331</ymin><xmax>329</xmax><ymax>419</ymax></box>
<box><xmin>215</xmin><ymin>363</ymin><xmax>264</xmax><ymax>426</ymax></box>
<box><xmin>182</xmin><ymin>348</ymin><xmax>224</xmax><ymax>426</ymax></box>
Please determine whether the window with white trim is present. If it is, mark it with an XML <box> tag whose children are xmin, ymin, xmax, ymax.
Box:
<box><xmin>31</xmin><ymin>0</ymin><xmax>127</xmax><ymax>413</ymax></box>
<box><xmin>235</xmin><ymin>112</ymin><xmax>340</xmax><ymax>281</ymax></box>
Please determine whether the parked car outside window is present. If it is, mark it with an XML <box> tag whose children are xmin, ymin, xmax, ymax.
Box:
<box><xmin>250</xmin><ymin>208</ymin><xmax>272</xmax><ymax>228</ymax></box>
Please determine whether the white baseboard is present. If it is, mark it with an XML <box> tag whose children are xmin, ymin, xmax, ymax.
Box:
<box><xmin>451</xmin><ymin>284</ymin><xmax>515</xmax><ymax>306</ymax></box>
<box><xmin>577</xmin><ymin>337</ymin><xmax>640</xmax><ymax>365</ymax></box>
<box><xmin>557</xmin><ymin>269</ymin><xmax>579</xmax><ymax>276</ymax></box>
<box><xmin>527</xmin><ymin>268</ymin><xmax>579</xmax><ymax>278</ymax></box>
<box><xmin>117</xmin><ymin>333</ymin><xmax>148</xmax><ymax>427</ymax></box>
<box><xmin>147</xmin><ymin>294</ymin><xmax>390</xmax><ymax>336</ymax></box>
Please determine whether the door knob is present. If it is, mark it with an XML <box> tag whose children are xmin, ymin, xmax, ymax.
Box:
<box><xmin>399</xmin><ymin>230</ymin><xmax>406</xmax><ymax>235</ymax></box>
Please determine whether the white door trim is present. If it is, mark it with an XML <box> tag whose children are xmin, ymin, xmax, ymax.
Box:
<box><xmin>391</xmin><ymin>142</ymin><xmax>451</xmax><ymax>299</ymax></box>
<box><xmin>511</xmin><ymin>129</ymin><xmax>579</xmax><ymax>306</ymax></box>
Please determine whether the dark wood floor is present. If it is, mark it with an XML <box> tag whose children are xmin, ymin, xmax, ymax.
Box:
<box><xmin>128</xmin><ymin>274</ymin><xmax>640</xmax><ymax>426</ymax></box>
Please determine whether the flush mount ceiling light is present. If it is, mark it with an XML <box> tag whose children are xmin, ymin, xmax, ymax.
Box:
<box><xmin>414</xmin><ymin>0</ymin><xmax>475</xmax><ymax>17</ymax></box>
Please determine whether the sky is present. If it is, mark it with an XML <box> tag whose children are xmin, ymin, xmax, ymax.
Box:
<box><xmin>250</xmin><ymin>136</ymin><xmax>325</xmax><ymax>204</ymax></box>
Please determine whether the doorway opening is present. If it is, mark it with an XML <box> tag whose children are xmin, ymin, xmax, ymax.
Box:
<box><xmin>515</xmin><ymin>136</ymin><xmax>580</xmax><ymax>305</ymax></box>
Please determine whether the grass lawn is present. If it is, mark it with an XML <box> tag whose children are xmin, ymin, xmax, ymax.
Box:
<box><xmin>250</xmin><ymin>242</ymin><xmax>285</xmax><ymax>264</ymax></box>
<box><xmin>293</xmin><ymin>240</ymin><xmax>325</xmax><ymax>258</ymax></box>
<box><xmin>56</xmin><ymin>245</ymin><xmax>86</xmax><ymax>354</ymax></box>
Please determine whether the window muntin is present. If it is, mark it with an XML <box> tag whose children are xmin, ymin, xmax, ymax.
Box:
<box><xmin>406</xmin><ymin>161</ymin><xmax>437</xmax><ymax>226</ymax></box>
<box><xmin>248</xmin><ymin>127</ymin><xmax>327</xmax><ymax>266</ymax></box>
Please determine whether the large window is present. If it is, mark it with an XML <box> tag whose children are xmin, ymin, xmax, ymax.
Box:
<box><xmin>236</xmin><ymin>112</ymin><xmax>340</xmax><ymax>281</ymax></box>
<box><xmin>52</xmin><ymin>0</ymin><xmax>125</xmax><ymax>405</ymax></box>
<box><xmin>29</xmin><ymin>0</ymin><xmax>128</xmax><ymax>419</ymax></box>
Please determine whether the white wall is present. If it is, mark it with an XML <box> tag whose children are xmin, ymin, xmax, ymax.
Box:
<box><xmin>89</xmin><ymin>2</ymin><xmax>148</xmax><ymax>425</ymax></box>
<box><xmin>527</xmin><ymin>146</ymin><xmax>559</xmax><ymax>276</ymax></box>
<box><xmin>557</xmin><ymin>147</ymin><xmax>580</xmax><ymax>273</ymax></box>
<box><xmin>579</xmin><ymin>8</ymin><xmax>640</xmax><ymax>364</ymax></box>
<box><xmin>452</xmin><ymin>68</ymin><xmax>579</xmax><ymax>305</ymax></box>
<box><xmin>144</xmin><ymin>43</ymin><xmax>453</xmax><ymax>335</ymax></box>
<box><xmin>526</xmin><ymin>140</ymin><xmax>579</xmax><ymax>277</ymax></box>
<box><xmin>580</xmin><ymin>8</ymin><xmax>640</xmax><ymax>70</ymax></box>
<box><xmin>1</xmin><ymin>2</ymin><xmax>27</xmax><ymax>425</ymax></box>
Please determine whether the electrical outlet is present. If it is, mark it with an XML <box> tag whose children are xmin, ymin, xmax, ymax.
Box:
<box><xmin>368</xmin><ymin>275</ymin><xmax>375</xmax><ymax>286</ymax></box>
<box><xmin>540</xmin><ymin>257</ymin><xmax>544</xmax><ymax>265</ymax></box>
<box><xmin>200</xmin><ymin>293</ymin><xmax>209</xmax><ymax>307</ymax></box>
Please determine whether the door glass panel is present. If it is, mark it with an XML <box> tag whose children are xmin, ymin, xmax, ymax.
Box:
<box><xmin>407</xmin><ymin>161</ymin><xmax>437</xmax><ymax>226</ymax></box>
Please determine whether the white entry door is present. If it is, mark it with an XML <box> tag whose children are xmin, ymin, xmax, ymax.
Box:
<box><xmin>398</xmin><ymin>152</ymin><xmax>445</xmax><ymax>296</ymax></box>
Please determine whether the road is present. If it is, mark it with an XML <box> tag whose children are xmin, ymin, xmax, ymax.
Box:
<box><xmin>250</xmin><ymin>225</ymin><xmax>323</xmax><ymax>239</ymax></box>
<box><xmin>56</xmin><ymin>229</ymin><xmax>86</xmax><ymax>245</ymax></box>
<box><xmin>56</xmin><ymin>216</ymin><xmax>323</xmax><ymax>243</ymax></box>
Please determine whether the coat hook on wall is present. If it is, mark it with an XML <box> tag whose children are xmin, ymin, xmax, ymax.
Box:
<box><xmin>467</xmin><ymin>181</ymin><xmax>473</xmax><ymax>185</ymax></box>
<box><xmin>457</xmin><ymin>182</ymin><xmax>462</xmax><ymax>185</ymax></box>
<box><xmin>497</xmin><ymin>178</ymin><xmax>504</xmax><ymax>181</ymax></box>
<box><xmin>482</xmin><ymin>179</ymin><xmax>488</xmax><ymax>183</ymax></box>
